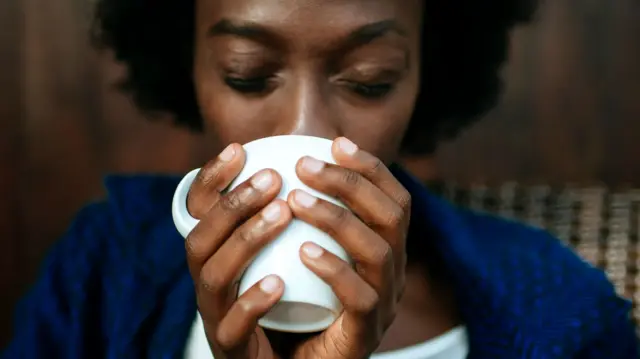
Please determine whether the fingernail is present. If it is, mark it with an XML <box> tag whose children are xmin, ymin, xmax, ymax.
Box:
<box><xmin>294</xmin><ymin>190</ymin><xmax>317</xmax><ymax>208</ymax></box>
<box><xmin>337</xmin><ymin>137</ymin><xmax>358</xmax><ymax>156</ymax></box>
<box><xmin>262</xmin><ymin>202</ymin><xmax>281</xmax><ymax>223</ymax></box>
<box><xmin>260</xmin><ymin>275</ymin><xmax>281</xmax><ymax>293</ymax></box>
<box><xmin>302</xmin><ymin>242</ymin><xmax>324</xmax><ymax>258</ymax></box>
<box><xmin>301</xmin><ymin>157</ymin><xmax>324</xmax><ymax>174</ymax></box>
<box><xmin>218</xmin><ymin>144</ymin><xmax>236</xmax><ymax>162</ymax></box>
<box><xmin>251</xmin><ymin>171</ymin><xmax>273</xmax><ymax>192</ymax></box>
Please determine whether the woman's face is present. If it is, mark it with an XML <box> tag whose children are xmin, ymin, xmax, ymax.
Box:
<box><xmin>193</xmin><ymin>0</ymin><xmax>423</xmax><ymax>163</ymax></box>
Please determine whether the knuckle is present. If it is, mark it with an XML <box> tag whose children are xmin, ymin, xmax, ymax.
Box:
<box><xmin>227</xmin><ymin>230</ymin><xmax>253</xmax><ymax>258</ymax></box>
<box><xmin>214</xmin><ymin>326</ymin><xmax>237</xmax><ymax>351</ymax></box>
<box><xmin>235</xmin><ymin>226</ymin><xmax>255</xmax><ymax>245</ymax></box>
<box><xmin>317</xmin><ymin>204</ymin><xmax>351</xmax><ymax>239</ymax></box>
<box><xmin>323</xmin><ymin>205</ymin><xmax>351</xmax><ymax>238</ymax></box>
<box><xmin>332</xmin><ymin>205</ymin><xmax>351</xmax><ymax>227</ymax></box>
<box><xmin>354</xmin><ymin>288</ymin><xmax>379</xmax><ymax>314</ymax></box>
<box><xmin>326</xmin><ymin>335</ymin><xmax>352</xmax><ymax>359</ymax></box>
<box><xmin>220</xmin><ymin>190</ymin><xmax>245</xmax><ymax>213</ymax></box>
<box><xmin>185</xmin><ymin>228</ymin><xmax>211</xmax><ymax>260</ymax></box>
<box><xmin>236</xmin><ymin>298</ymin><xmax>252</xmax><ymax>314</ymax></box>
<box><xmin>187</xmin><ymin>191</ymin><xmax>207</xmax><ymax>219</ymax></box>
<box><xmin>184</xmin><ymin>232</ymin><xmax>202</xmax><ymax>258</ymax></box>
<box><xmin>327</xmin><ymin>258</ymin><xmax>352</xmax><ymax>278</ymax></box>
<box><xmin>396</xmin><ymin>190</ymin><xmax>412</xmax><ymax>213</ymax></box>
<box><xmin>196</xmin><ymin>162</ymin><xmax>216</xmax><ymax>185</ymax></box>
<box><xmin>369</xmin><ymin>243</ymin><xmax>393</xmax><ymax>267</ymax></box>
<box><xmin>341</xmin><ymin>168</ymin><xmax>361</xmax><ymax>187</ymax></box>
<box><xmin>383</xmin><ymin>205</ymin><xmax>405</xmax><ymax>229</ymax></box>
<box><xmin>193</xmin><ymin>167</ymin><xmax>207</xmax><ymax>186</ymax></box>
<box><xmin>189</xmin><ymin>162</ymin><xmax>224</xmax><ymax>217</ymax></box>
<box><xmin>366</xmin><ymin>157</ymin><xmax>384</xmax><ymax>177</ymax></box>
<box><xmin>199</xmin><ymin>270</ymin><xmax>227</xmax><ymax>295</ymax></box>
<box><xmin>236</xmin><ymin>296</ymin><xmax>259</xmax><ymax>318</ymax></box>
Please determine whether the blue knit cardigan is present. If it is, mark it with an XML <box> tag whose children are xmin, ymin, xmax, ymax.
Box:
<box><xmin>3</xmin><ymin>168</ymin><xmax>638</xmax><ymax>358</ymax></box>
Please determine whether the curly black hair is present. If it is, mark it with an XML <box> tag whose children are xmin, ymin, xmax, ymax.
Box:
<box><xmin>92</xmin><ymin>0</ymin><xmax>537</xmax><ymax>155</ymax></box>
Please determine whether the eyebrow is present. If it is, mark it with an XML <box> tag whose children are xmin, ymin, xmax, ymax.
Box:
<box><xmin>207</xmin><ymin>18</ymin><xmax>407</xmax><ymax>48</ymax></box>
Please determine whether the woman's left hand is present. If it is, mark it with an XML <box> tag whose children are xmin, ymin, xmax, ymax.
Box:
<box><xmin>287</xmin><ymin>137</ymin><xmax>412</xmax><ymax>359</ymax></box>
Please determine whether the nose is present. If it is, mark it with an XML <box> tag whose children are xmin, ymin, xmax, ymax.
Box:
<box><xmin>278</xmin><ymin>77</ymin><xmax>341</xmax><ymax>140</ymax></box>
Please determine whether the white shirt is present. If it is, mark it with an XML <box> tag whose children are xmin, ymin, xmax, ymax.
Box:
<box><xmin>185</xmin><ymin>314</ymin><xmax>469</xmax><ymax>359</ymax></box>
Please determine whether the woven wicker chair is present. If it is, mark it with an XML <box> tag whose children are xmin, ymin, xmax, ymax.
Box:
<box><xmin>430</xmin><ymin>183</ymin><xmax>640</xmax><ymax>324</ymax></box>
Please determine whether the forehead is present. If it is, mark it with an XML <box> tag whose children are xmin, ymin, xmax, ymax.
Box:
<box><xmin>195</xmin><ymin>0</ymin><xmax>423</xmax><ymax>40</ymax></box>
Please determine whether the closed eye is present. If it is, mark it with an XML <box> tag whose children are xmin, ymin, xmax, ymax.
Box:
<box><xmin>347</xmin><ymin>82</ymin><xmax>394</xmax><ymax>98</ymax></box>
<box><xmin>224</xmin><ymin>76</ymin><xmax>272</xmax><ymax>93</ymax></box>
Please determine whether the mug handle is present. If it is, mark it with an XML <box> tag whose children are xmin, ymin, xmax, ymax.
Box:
<box><xmin>172</xmin><ymin>168</ymin><xmax>202</xmax><ymax>239</ymax></box>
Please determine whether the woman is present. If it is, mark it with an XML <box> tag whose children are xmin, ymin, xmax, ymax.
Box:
<box><xmin>4</xmin><ymin>0</ymin><xmax>638</xmax><ymax>358</ymax></box>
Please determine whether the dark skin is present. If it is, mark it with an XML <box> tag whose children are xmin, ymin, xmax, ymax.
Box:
<box><xmin>185</xmin><ymin>0</ymin><xmax>458</xmax><ymax>358</ymax></box>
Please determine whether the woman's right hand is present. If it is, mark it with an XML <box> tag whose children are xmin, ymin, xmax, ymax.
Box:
<box><xmin>185</xmin><ymin>143</ymin><xmax>292</xmax><ymax>359</ymax></box>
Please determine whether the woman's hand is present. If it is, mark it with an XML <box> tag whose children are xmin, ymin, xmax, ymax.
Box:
<box><xmin>288</xmin><ymin>137</ymin><xmax>411</xmax><ymax>359</ymax></box>
<box><xmin>185</xmin><ymin>144</ymin><xmax>292</xmax><ymax>359</ymax></box>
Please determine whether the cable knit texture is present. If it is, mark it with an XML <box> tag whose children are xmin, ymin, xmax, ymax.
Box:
<box><xmin>3</xmin><ymin>168</ymin><xmax>638</xmax><ymax>358</ymax></box>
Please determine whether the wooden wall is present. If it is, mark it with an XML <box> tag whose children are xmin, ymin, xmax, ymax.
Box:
<box><xmin>1</xmin><ymin>0</ymin><xmax>639</xmax><ymax>347</ymax></box>
<box><xmin>0</xmin><ymin>0</ymin><xmax>23</xmax><ymax>348</ymax></box>
<box><xmin>436</xmin><ymin>0</ymin><xmax>640</xmax><ymax>185</ymax></box>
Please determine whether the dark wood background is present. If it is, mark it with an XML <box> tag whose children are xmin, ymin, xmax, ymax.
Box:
<box><xmin>1</xmin><ymin>0</ymin><xmax>639</xmax><ymax>347</ymax></box>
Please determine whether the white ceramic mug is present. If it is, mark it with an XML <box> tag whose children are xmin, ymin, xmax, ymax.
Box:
<box><xmin>172</xmin><ymin>135</ymin><xmax>352</xmax><ymax>333</ymax></box>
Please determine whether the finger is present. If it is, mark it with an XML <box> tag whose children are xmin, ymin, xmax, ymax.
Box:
<box><xmin>198</xmin><ymin>200</ymin><xmax>291</xmax><ymax>315</ymax></box>
<box><xmin>332</xmin><ymin>137</ymin><xmax>411</xmax><ymax>214</ymax></box>
<box><xmin>288</xmin><ymin>190</ymin><xmax>393</xmax><ymax>294</ymax></box>
<box><xmin>186</xmin><ymin>169</ymin><xmax>281</xmax><ymax>276</ymax></box>
<box><xmin>296</xmin><ymin>156</ymin><xmax>404</xmax><ymax>234</ymax></box>
<box><xmin>300</xmin><ymin>242</ymin><xmax>396</xmax><ymax>357</ymax></box>
<box><xmin>299</xmin><ymin>242</ymin><xmax>380</xmax><ymax>328</ymax></box>
<box><xmin>214</xmin><ymin>275</ymin><xmax>284</xmax><ymax>355</ymax></box>
<box><xmin>188</xmin><ymin>143</ymin><xmax>246</xmax><ymax>218</ymax></box>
